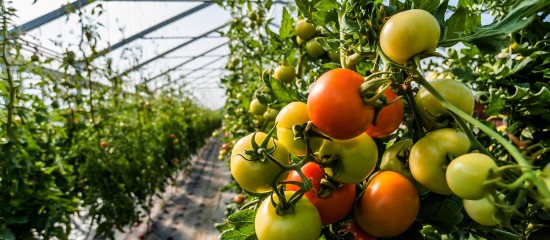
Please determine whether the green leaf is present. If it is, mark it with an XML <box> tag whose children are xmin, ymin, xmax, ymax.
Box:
<box><xmin>295</xmin><ymin>0</ymin><xmax>314</xmax><ymax>20</ymax></box>
<box><xmin>5</xmin><ymin>215</ymin><xmax>29</xmax><ymax>224</ymax></box>
<box><xmin>315</xmin><ymin>37</ymin><xmax>341</xmax><ymax>52</ymax></box>
<box><xmin>445</xmin><ymin>7</ymin><xmax>481</xmax><ymax>39</ymax></box>
<box><xmin>315</xmin><ymin>0</ymin><xmax>339</xmax><ymax>11</ymax></box>
<box><xmin>411</xmin><ymin>0</ymin><xmax>440</xmax><ymax>13</ymax></box>
<box><xmin>0</xmin><ymin>229</ymin><xmax>15</xmax><ymax>240</ymax></box>
<box><xmin>279</xmin><ymin>7</ymin><xmax>293</xmax><ymax>39</ymax></box>
<box><xmin>220</xmin><ymin>209</ymin><xmax>257</xmax><ymax>240</ymax></box>
<box><xmin>434</xmin><ymin>0</ymin><xmax>449</xmax><ymax>27</ymax></box>
<box><xmin>417</xmin><ymin>194</ymin><xmax>463</xmax><ymax>234</ymax></box>
<box><xmin>482</xmin><ymin>88</ymin><xmax>506</xmax><ymax>116</ymax></box>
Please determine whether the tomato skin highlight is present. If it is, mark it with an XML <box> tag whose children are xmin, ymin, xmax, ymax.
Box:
<box><xmin>379</xmin><ymin>9</ymin><xmax>440</xmax><ymax>64</ymax></box>
<box><xmin>355</xmin><ymin>171</ymin><xmax>419</xmax><ymax>238</ymax></box>
<box><xmin>255</xmin><ymin>191</ymin><xmax>322</xmax><ymax>240</ymax></box>
<box><xmin>308</xmin><ymin>68</ymin><xmax>375</xmax><ymax>140</ymax></box>
<box><xmin>230</xmin><ymin>132</ymin><xmax>290</xmax><ymax>193</ymax></box>
<box><xmin>366</xmin><ymin>88</ymin><xmax>404</xmax><ymax>138</ymax></box>
<box><xmin>446</xmin><ymin>153</ymin><xmax>499</xmax><ymax>200</ymax></box>
<box><xmin>286</xmin><ymin>162</ymin><xmax>356</xmax><ymax>224</ymax></box>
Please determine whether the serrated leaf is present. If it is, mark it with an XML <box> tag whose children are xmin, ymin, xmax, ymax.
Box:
<box><xmin>445</xmin><ymin>7</ymin><xmax>481</xmax><ymax>39</ymax></box>
<box><xmin>220</xmin><ymin>209</ymin><xmax>257</xmax><ymax>240</ymax></box>
<box><xmin>483</xmin><ymin>88</ymin><xmax>507</xmax><ymax>115</ymax></box>
<box><xmin>321</xmin><ymin>62</ymin><xmax>341</xmax><ymax>69</ymax></box>
<box><xmin>227</xmin><ymin>209</ymin><xmax>256</xmax><ymax>228</ymax></box>
<box><xmin>412</xmin><ymin>0</ymin><xmax>439</xmax><ymax>13</ymax></box>
<box><xmin>315</xmin><ymin>0</ymin><xmax>339</xmax><ymax>11</ymax></box>
<box><xmin>279</xmin><ymin>7</ymin><xmax>293</xmax><ymax>39</ymax></box>
<box><xmin>315</xmin><ymin>37</ymin><xmax>341</xmax><ymax>52</ymax></box>
<box><xmin>417</xmin><ymin>194</ymin><xmax>463</xmax><ymax>234</ymax></box>
<box><xmin>295</xmin><ymin>0</ymin><xmax>313</xmax><ymax>20</ymax></box>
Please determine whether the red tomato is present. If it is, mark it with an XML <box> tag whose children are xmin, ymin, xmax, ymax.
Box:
<box><xmin>366</xmin><ymin>88</ymin><xmax>404</xmax><ymax>138</ymax></box>
<box><xmin>307</xmin><ymin>68</ymin><xmax>375</xmax><ymax>140</ymax></box>
<box><xmin>286</xmin><ymin>162</ymin><xmax>356</xmax><ymax>224</ymax></box>
<box><xmin>355</xmin><ymin>171</ymin><xmax>419</xmax><ymax>238</ymax></box>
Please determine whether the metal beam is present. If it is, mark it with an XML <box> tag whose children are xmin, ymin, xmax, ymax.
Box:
<box><xmin>145</xmin><ymin>41</ymin><xmax>227</xmax><ymax>83</ymax></box>
<box><xmin>94</xmin><ymin>2</ymin><xmax>213</xmax><ymax>57</ymax></box>
<box><xmin>142</xmin><ymin>35</ymin><xmax>223</xmax><ymax>40</ymax></box>
<box><xmin>162</xmin><ymin>54</ymin><xmax>226</xmax><ymax>59</ymax></box>
<box><xmin>154</xmin><ymin>56</ymin><xmax>224</xmax><ymax>91</ymax></box>
<box><xmin>9</xmin><ymin>0</ymin><xmax>92</xmax><ymax>34</ymax></box>
<box><xmin>120</xmin><ymin>24</ymin><xmax>227</xmax><ymax>76</ymax></box>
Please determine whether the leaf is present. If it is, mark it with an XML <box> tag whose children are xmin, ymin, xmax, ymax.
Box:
<box><xmin>279</xmin><ymin>7</ymin><xmax>293</xmax><ymax>39</ymax></box>
<box><xmin>434</xmin><ymin>0</ymin><xmax>449</xmax><ymax>27</ymax></box>
<box><xmin>445</xmin><ymin>7</ymin><xmax>481</xmax><ymax>39</ymax></box>
<box><xmin>315</xmin><ymin>0</ymin><xmax>339</xmax><ymax>11</ymax></box>
<box><xmin>5</xmin><ymin>215</ymin><xmax>29</xmax><ymax>224</ymax></box>
<box><xmin>295</xmin><ymin>0</ymin><xmax>314</xmax><ymax>20</ymax></box>
<box><xmin>315</xmin><ymin>37</ymin><xmax>341</xmax><ymax>52</ymax></box>
<box><xmin>417</xmin><ymin>194</ymin><xmax>464</xmax><ymax>234</ymax></box>
<box><xmin>0</xmin><ymin>229</ymin><xmax>15</xmax><ymax>240</ymax></box>
<box><xmin>483</xmin><ymin>88</ymin><xmax>506</xmax><ymax>116</ymax></box>
<box><xmin>411</xmin><ymin>0</ymin><xmax>440</xmax><ymax>13</ymax></box>
<box><xmin>219</xmin><ymin>209</ymin><xmax>257</xmax><ymax>240</ymax></box>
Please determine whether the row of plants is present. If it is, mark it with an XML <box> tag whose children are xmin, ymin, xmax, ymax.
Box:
<box><xmin>216</xmin><ymin>0</ymin><xmax>549</xmax><ymax>239</ymax></box>
<box><xmin>0</xmin><ymin>1</ymin><xmax>221</xmax><ymax>239</ymax></box>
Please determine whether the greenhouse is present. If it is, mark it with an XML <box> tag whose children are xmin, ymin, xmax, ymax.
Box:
<box><xmin>1</xmin><ymin>0</ymin><xmax>549</xmax><ymax>239</ymax></box>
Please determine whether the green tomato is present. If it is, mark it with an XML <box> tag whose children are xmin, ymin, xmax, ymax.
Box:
<box><xmin>463</xmin><ymin>194</ymin><xmax>501</xmax><ymax>226</ymax></box>
<box><xmin>379</xmin><ymin>9</ymin><xmax>440</xmax><ymax>64</ymax></box>
<box><xmin>250</xmin><ymin>99</ymin><xmax>268</xmax><ymax>115</ymax></box>
<box><xmin>230</xmin><ymin>132</ymin><xmax>290</xmax><ymax>193</ymax></box>
<box><xmin>295</xmin><ymin>19</ymin><xmax>317</xmax><ymax>41</ymax></box>
<box><xmin>306</xmin><ymin>38</ymin><xmax>326</xmax><ymax>58</ymax></box>
<box><xmin>328</xmin><ymin>50</ymin><xmax>340</xmax><ymax>63</ymax></box>
<box><xmin>319</xmin><ymin>132</ymin><xmax>378</xmax><ymax>184</ymax></box>
<box><xmin>415</xmin><ymin>78</ymin><xmax>475</xmax><ymax>129</ymax></box>
<box><xmin>380</xmin><ymin>140</ymin><xmax>429</xmax><ymax>194</ymax></box>
<box><xmin>275</xmin><ymin>102</ymin><xmax>323</xmax><ymax>156</ymax></box>
<box><xmin>446</xmin><ymin>153</ymin><xmax>498</xmax><ymax>200</ymax></box>
<box><xmin>255</xmin><ymin>191</ymin><xmax>322</xmax><ymax>240</ymax></box>
<box><xmin>273</xmin><ymin>65</ymin><xmax>296</xmax><ymax>84</ymax></box>
<box><xmin>409</xmin><ymin>128</ymin><xmax>470</xmax><ymax>195</ymax></box>
<box><xmin>263</xmin><ymin>108</ymin><xmax>279</xmax><ymax>121</ymax></box>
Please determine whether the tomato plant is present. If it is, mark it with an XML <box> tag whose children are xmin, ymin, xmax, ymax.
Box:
<box><xmin>318</xmin><ymin>132</ymin><xmax>378</xmax><ymax>184</ymax></box>
<box><xmin>255</xmin><ymin>191</ymin><xmax>322</xmax><ymax>240</ymax></box>
<box><xmin>366</xmin><ymin>88</ymin><xmax>404</xmax><ymax>138</ymax></box>
<box><xmin>355</xmin><ymin>171</ymin><xmax>419</xmax><ymax>238</ymax></box>
<box><xmin>308</xmin><ymin>68</ymin><xmax>375</xmax><ymax>140</ymax></box>
<box><xmin>230</xmin><ymin>132</ymin><xmax>290</xmax><ymax>193</ymax></box>
<box><xmin>286</xmin><ymin>162</ymin><xmax>356</xmax><ymax>224</ymax></box>
<box><xmin>379</xmin><ymin>9</ymin><xmax>440</xmax><ymax>64</ymax></box>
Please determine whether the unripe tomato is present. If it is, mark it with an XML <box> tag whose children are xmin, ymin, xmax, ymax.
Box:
<box><xmin>255</xmin><ymin>191</ymin><xmax>322</xmax><ymax>240</ymax></box>
<box><xmin>273</xmin><ymin>65</ymin><xmax>296</xmax><ymax>84</ymax></box>
<box><xmin>366</xmin><ymin>88</ymin><xmax>404</xmax><ymax>138</ymax></box>
<box><xmin>275</xmin><ymin>102</ymin><xmax>323</xmax><ymax>156</ymax></box>
<box><xmin>380</xmin><ymin>140</ymin><xmax>429</xmax><ymax>194</ymax></box>
<box><xmin>355</xmin><ymin>171</ymin><xmax>419</xmax><ymax>238</ymax></box>
<box><xmin>409</xmin><ymin>128</ymin><xmax>470</xmax><ymax>195</ymax></box>
<box><xmin>263</xmin><ymin>108</ymin><xmax>279</xmax><ymax>121</ymax></box>
<box><xmin>319</xmin><ymin>132</ymin><xmax>378</xmax><ymax>184</ymax></box>
<box><xmin>308</xmin><ymin>68</ymin><xmax>375</xmax><ymax>140</ymax></box>
<box><xmin>463</xmin><ymin>195</ymin><xmax>501</xmax><ymax>226</ymax></box>
<box><xmin>446</xmin><ymin>153</ymin><xmax>498</xmax><ymax>200</ymax></box>
<box><xmin>230</xmin><ymin>132</ymin><xmax>290</xmax><ymax>193</ymax></box>
<box><xmin>380</xmin><ymin>9</ymin><xmax>440</xmax><ymax>64</ymax></box>
<box><xmin>250</xmin><ymin>99</ymin><xmax>267</xmax><ymax>115</ymax></box>
<box><xmin>306</xmin><ymin>38</ymin><xmax>326</xmax><ymax>58</ymax></box>
<box><xmin>328</xmin><ymin>50</ymin><xmax>340</xmax><ymax>63</ymax></box>
<box><xmin>295</xmin><ymin>19</ymin><xmax>317</xmax><ymax>41</ymax></box>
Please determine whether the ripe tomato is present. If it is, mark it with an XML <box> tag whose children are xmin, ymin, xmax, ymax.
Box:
<box><xmin>379</xmin><ymin>140</ymin><xmax>429</xmax><ymax>194</ymax></box>
<box><xmin>318</xmin><ymin>132</ymin><xmax>378</xmax><ymax>184</ymax></box>
<box><xmin>263</xmin><ymin>108</ymin><xmax>279</xmax><ymax>121</ymax></box>
<box><xmin>463</xmin><ymin>194</ymin><xmax>501</xmax><ymax>226</ymax></box>
<box><xmin>250</xmin><ymin>99</ymin><xmax>267</xmax><ymax>115</ymax></box>
<box><xmin>295</xmin><ymin>19</ymin><xmax>316</xmax><ymax>41</ymax></box>
<box><xmin>255</xmin><ymin>191</ymin><xmax>322</xmax><ymax>240</ymax></box>
<box><xmin>100</xmin><ymin>141</ymin><xmax>108</xmax><ymax>149</ymax></box>
<box><xmin>379</xmin><ymin>9</ymin><xmax>440</xmax><ymax>64</ymax></box>
<box><xmin>415</xmin><ymin>78</ymin><xmax>475</xmax><ymax>129</ymax></box>
<box><xmin>286</xmin><ymin>162</ymin><xmax>356</xmax><ymax>224</ymax></box>
<box><xmin>446</xmin><ymin>153</ymin><xmax>498</xmax><ymax>200</ymax></box>
<box><xmin>230</xmin><ymin>132</ymin><xmax>290</xmax><ymax>193</ymax></box>
<box><xmin>308</xmin><ymin>68</ymin><xmax>375</xmax><ymax>140</ymax></box>
<box><xmin>366</xmin><ymin>88</ymin><xmax>404</xmax><ymax>138</ymax></box>
<box><xmin>273</xmin><ymin>65</ymin><xmax>296</xmax><ymax>84</ymax></box>
<box><xmin>306</xmin><ymin>38</ymin><xmax>326</xmax><ymax>58</ymax></box>
<box><xmin>409</xmin><ymin>128</ymin><xmax>470</xmax><ymax>195</ymax></box>
<box><xmin>355</xmin><ymin>171</ymin><xmax>419</xmax><ymax>238</ymax></box>
<box><xmin>342</xmin><ymin>221</ymin><xmax>378</xmax><ymax>240</ymax></box>
<box><xmin>276</xmin><ymin>102</ymin><xmax>323</xmax><ymax>156</ymax></box>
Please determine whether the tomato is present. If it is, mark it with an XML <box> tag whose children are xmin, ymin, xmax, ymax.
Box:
<box><xmin>446</xmin><ymin>153</ymin><xmax>498</xmax><ymax>200</ymax></box>
<box><xmin>230</xmin><ymin>132</ymin><xmax>290</xmax><ymax>193</ymax></box>
<box><xmin>328</xmin><ymin>50</ymin><xmax>340</xmax><ymax>63</ymax></box>
<box><xmin>221</xmin><ymin>143</ymin><xmax>230</xmax><ymax>151</ymax></box>
<box><xmin>306</xmin><ymin>38</ymin><xmax>326</xmax><ymax>58</ymax></box>
<box><xmin>379</xmin><ymin>140</ymin><xmax>429</xmax><ymax>194</ymax></box>
<box><xmin>233</xmin><ymin>194</ymin><xmax>245</xmax><ymax>204</ymax></box>
<box><xmin>355</xmin><ymin>171</ymin><xmax>419</xmax><ymax>238</ymax></box>
<box><xmin>263</xmin><ymin>108</ymin><xmax>279</xmax><ymax>121</ymax></box>
<box><xmin>255</xmin><ymin>191</ymin><xmax>322</xmax><ymax>240</ymax></box>
<box><xmin>318</xmin><ymin>132</ymin><xmax>378</xmax><ymax>184</ymax></box>
<box><xmin>273</xmin><ymin>65</ymin><xmax>296</xmax><ymax>84</ymax></box>
<box><xmin>409</xmin><ymin>128</ymin><xmax>470</xmax><ymax>195</ymax></box>
<box><xmin>295</xmin><ymin>19</ymin><xmax>316</xmax><ymax>41</ymax></box>
<box><xmin>307</xmin><ymin>68</ymin><xmax>375</xmax><ymax>140</ymax></box>
<box><xmin>100</xmin><ymin>141</ymin><xmax>108</xmax><ymax>149</ymax></box>
<box><xmin>275</xmin><ymin>102</ymin><xmax>323</xmax><ymax>156</ymax></box>
<box><xmin>286</xmin><ymin>162</ymin><xmax>356</xmax><ymax>224</ymax></box>
<box><xmin>366</xmin><ymin>88</ymin><xmax>404</xmax><ymax>138</ymax></box>
<box><xmin>250</xmin><ymin>99</ymin><xmax>267</xmax><ymax>115</ymax></box>
<box><xmin>415</xmin><ymin>78</ymin><xmax>475</xmax><ymax>129</ymax></box>
<box><xmin>379</xmin><ymin>9</ymin><xmax>440</xmax><ymax>64</ymax></box>
<box><xmin>463</xmin><ymin>194</ymin><xmax>501</xmax><ymax>226</ymax></box>
<box><xmin>296</xmin><ymin>36</ymin><xmax>303</xmax><ymax>45</ymax></box>
<box><xmin>342</xmin><ymin>221</ymin><xmax>378</xmax><ymax>240</ymax></box>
